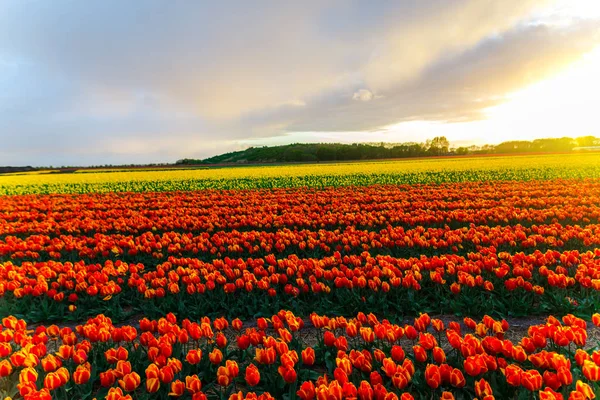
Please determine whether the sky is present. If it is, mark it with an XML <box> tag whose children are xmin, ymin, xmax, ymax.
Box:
<box><xmin>0</xmin><ymin>0</ymin><xmax>599</xmax><ymax>166</ymax></box>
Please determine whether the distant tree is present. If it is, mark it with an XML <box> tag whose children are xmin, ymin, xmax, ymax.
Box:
<box><xmin>495</xmin><ymin>141</ymin><xmax>532</xmax><ymax>153</ymax></box>
<box><xmin>455</xmin><ymin>147</ymin><xmax>469</xmax><ymax>155</ymax></box>
<box><xmin>316</xmin><ymin>146</ymin><xmax>336</xmax><ymax>161</ymax></box>
<box><xmin>428</xmin><ymin>136</ymin><xmax>450</xmax><ymax>155</ymax></box>
<box><xmin>284</xmin><ymin>149</ymin><xmax>304</xmax><ymax>162</ymax></box>
<box><xmin>576</xmin><ymin>136</ymin><xmax>598</xmax><ymax>147</ymax></box>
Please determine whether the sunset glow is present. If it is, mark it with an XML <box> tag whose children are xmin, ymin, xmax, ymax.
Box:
<box><xmin>0</xmin><ymin>0</ymin><xmax>598</xmax><ymax>165</ymax></box>
<box><xmin>483</xmin><ymin>45</ymin><xmax>600</xmax><ymax>142</ymax></box>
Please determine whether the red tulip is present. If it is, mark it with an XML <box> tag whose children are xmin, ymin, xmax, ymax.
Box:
<box><xmin>119</xmin><ymin>372</ymin><xmax>141</xmax><ymax>392</ymax></box>
<box><xmin>424</xmin><ymin>364</ymin><xmax>441</xmax><ymax>389</ymax></box>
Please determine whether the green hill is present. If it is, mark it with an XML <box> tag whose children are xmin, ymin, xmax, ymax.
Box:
<box><xmin>176</xmin><ymin>136</ymin><xmax>598</xmax><ymax>165</ymax></box>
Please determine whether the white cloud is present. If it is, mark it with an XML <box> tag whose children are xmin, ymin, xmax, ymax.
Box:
<box><xmin>0</xmin><ymin>0</ymin><xmax>598</xmax><ymax>165</ymax></box>
<box><xmin>352</xmin><ymin>89</ymin><xmax>375</xmax><ymax>102</ymax></box>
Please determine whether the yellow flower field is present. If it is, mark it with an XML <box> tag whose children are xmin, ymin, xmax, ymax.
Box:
<box><xmin>1</xmin><ymin>152</ymin><xmax>599</xmax><ymax>194</ymax></box>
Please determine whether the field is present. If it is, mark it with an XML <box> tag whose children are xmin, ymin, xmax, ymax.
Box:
<box><xmin>2</xmin><ymin>152</ymin><xmax>600</xmax><ymax>195</ymax></box>
<box><xmin>1</xmin><ymin>153</ymin><xmax>600</xmax><ymax>399</ymax></box>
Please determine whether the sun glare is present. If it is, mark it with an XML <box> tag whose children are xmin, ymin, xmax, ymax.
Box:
<box><xmin>483</xmin><ymin>45</ymin><xmax>600</xmax><ymax>141</ymax></box>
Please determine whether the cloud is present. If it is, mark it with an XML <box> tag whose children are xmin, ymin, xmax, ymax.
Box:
<box><xmin>241</xmin><ymin>19</ymin><xmax>600</xmax><ymax>132</ymax></box>
<box><xmin>0</xmin><ymin>0</ymin><xmax>598</xmax><ymax>165</ymax></box>
<box><xmin>352</xmin><ymin>89</ymin><xmax>375</xmax><ymax>102</ymax></box>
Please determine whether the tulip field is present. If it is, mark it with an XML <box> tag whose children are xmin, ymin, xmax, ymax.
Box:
<box><xmin>1</xmin><ymin>154</ymin><xmax>600</xmax><ymax>399</ymax></box>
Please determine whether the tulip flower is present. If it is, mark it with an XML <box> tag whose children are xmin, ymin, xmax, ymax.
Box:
<box><xmin>245</xmin><ymin>363</ymin><xmax>260</xmax><ymax>387</ymax></box>
<box><xmin>297</xmin><ymin>381</ymin><xmax>316</xmax><ymax>400</ymax></box>
<box><xmin>302</xmin><ymin>347</ymin><xmax>315</xmax><ymax>366</ymax></box>
<box><xmin>169</xmin><ymin>380</ymin><xmax>185</xmax><ymax>397</ymax></box>
<box><xmin>424</xmin><ymin>364</ymin><xmax>441</xmax><ymax>389</ymax></box>
<box><xmin>119</xmin><ymin>372</ymin><xmax>141</xmax><ymax>392</ymax></box>
<box><xmin>73</xmin><ymin>365</ymin><xmax>91</xmax><ymax>385</ymax></box>
<box><xmin>185</xmin><ymin>374</ymin><xmax>202</xmax><ymax>393</ymax></box>
<box><xmin>474</xmin><ymin>379</ymin><xmax>493</xmax><ymax>398</ymax></box>
<box><xmin>278</xmin><ymin>365</ymin><xmax>297</xmax><ymax>384</ymax></box>
<box><xmin>146</xmin><ymin>377</ymin><xmax>160</xmax><ymax>393</ymax></box>
<box><xmin>209</xmin><ymin>348</ymin><xmax>223</xmax><ymax>365</ymax></box>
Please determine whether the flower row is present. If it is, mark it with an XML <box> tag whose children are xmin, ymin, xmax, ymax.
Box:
<box><xmin>1</xmin><ymin>180</ymin><xmax>599</xmax><ymax>236</ymax></box>
<box><xmin>3</xmin><ymin>221</ymin><xmax>600</xmax><ymax>264</ymax></box>
<box><xmin>2</xmin><ymin>247</ymin><xmax>600</xmax><ymax>321</ymax></box>
<box><xmin>1</xmin><ymin>310</ymin><xmax>600</xmax><ymax>399</ymax></box>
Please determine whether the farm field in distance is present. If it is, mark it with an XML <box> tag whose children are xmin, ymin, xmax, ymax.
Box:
<box><xmin>1</xmin><ymin>152</ymin><xmax>600</xmax><ymax>195</ymax></box>
<box><xmin>2</xmin><ymin>152</ymin><xmax>600</xmax><ymax>399</ymax></box>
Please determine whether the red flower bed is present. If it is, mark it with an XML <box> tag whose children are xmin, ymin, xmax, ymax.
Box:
<box><xmin>1</xmin><ymin>310</ymin><xmax>599</xmax><ymax>399</ymax></box>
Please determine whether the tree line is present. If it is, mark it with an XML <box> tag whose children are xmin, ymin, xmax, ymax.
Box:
<box><xmin>177</xmin><ymin>136</ymin><xmax>599</xmax><ymax>164</ymax></box>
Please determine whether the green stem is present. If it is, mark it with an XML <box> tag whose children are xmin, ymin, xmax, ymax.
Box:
<box><xmin>288</xmin><ymin>379</ymin><xmax>298</xmax><ymax>400</ymax></box>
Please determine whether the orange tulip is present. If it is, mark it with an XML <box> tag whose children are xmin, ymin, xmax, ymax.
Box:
<box><xmin>73</xmin><ymin>349</ymin><xmax>88</xmax><ymax>364</ymax></box>
<box><xmin>424</xmin><ymin>364</ymin><xmax>441</xmax><ymax>389</ymax></box>
<box><xmin>226</xmin><ymin>360</ymin><xmax>239</xmax><ymax>378</ymax></box>
<box><xmin>0</xmin><ymin>343</ymin><xmax>11</xmax><ymax>358</ymax></box>
<box><xmin>0</xmin><ymin>359</ymin><xmax>13</xmax><ymax>377</ymax></box>
<box><xmin>392</xmin><ymin>371</ymin><xmax>409</xmax><ymax>389</ymax></box>
<box><xmin>568</xmin><ymin>391</ymin><xmax>586</xmax><ymax>400</ymax></box>
<box><xmin>169</xmin><ymin>380</ymin><xmax>185</xmax><ymax>397</ymax></box>
<box><xmin>41</xmin><ymin>354</ymin><xmax>62</xmax><ymax>372</ymax></box>
<box><xmin>100</xmin><ymin>371</ymin><xmax>116</xmax><ymax>387</ymax></box>
<box><xmin>44</xmin><ymin>372</ymin><xmax>62</xmax><ymax>391</ymax></box>
<box><xmin>115</xmin><ymin>360</ymin><xmax>132</xmax><ymax>378</ymax></box>
<box><xmin>185</xmin><ymin>374</ymin><xmax>202</xmax><ymax>393</ymax></box>
<box><xmin>245</xmin><ymin>364</ymin><xmax>260</xmax><ymax>387</ymax></box>
<box><xmin>357</xmin><ymin>381</ymin><xmax>373</xmax><ymax>400</ymax></box>
<box><xmin>255</xmin><ymin>347</ymin><xmax>276</xmax><ymax>365</ymax></box>
<box><xmin>186</xmin><ymin>349</ymin><xmax>202</xmax><ymax>365</ymax></box>
<box><xmin>464</xmin><ymin>356</ymin><xmax>482</xmax><ymax>377</ymax></box>
<box><xmin>209</xmin><ymin>348</ymin><xmax>223</xmax><ymax>365</ymax></box>
<box><xmin>433</xmin><ymin>347</ymin><xmax>446</xmax><ymax>364</ymax></box>
<box><xmin>521</xmin><ymin>370</ymin><xmax>543</xmax><ymax>392</ymax></box>
<box><xmin>324</xmin><ymin>331</ymin><xmax>336</xmax><ymax>347</ymax></box>
<box><xmin>302</xmin><ymin>347</ymin><xmax>316</xmax><ymax>366</ymax></box>
<box><xmin>334</xmin><ymin>367</ymin><xmax>349</xmax><ymax>385</ymax></box>
<box><xmin>504</xmin><ymin>364</ymin><xmax>522</xmax><ymax>387</ymax></box>
<box><xmin>575</xmin><ymin>349</ymin><xmax>591</xmax><ymax>366</ymax></box>
<box><xmin>278</xmin><ymin>365</ymin><xmax>297</xmax><ymax>384</ymax></box>
<box><xmin>543</xmin><ymin>371</ymin><xmax>561</xmax><ymax>391</ymax></box>
<box><xmin>557</xmin><ymin>366</ymin><xmax>573</xmax><ymax>386</ymax></box>
<box><xmin>73</xmin><ymin>365</ymin><xmax>91</xmax><ymax>385</ymax></box>
<box><xmin>575</xmin><ymin>380</ymin><xmax>595</xmax><ymax>399</ymax></box>
<box><xmin>216</xmin><ymin>333</ymin><xmax>227</xmax><ymax>348</ymax></box>
<box><xmin>539</xmin><ymin>388</ymin><xmax>563</xmax><ymax>400</ymax></box>
<box><xmin>19</xmin><ymin>367</ymin><xmax>38</xmax><ymax>385</ymax></box>
<box><xmin>391</xmin><ymin>345</ymin><xmax>405</xmax><ymax>362</ymax></box>
<box><xmin>168</xmin><ymin>358</ymin><xmax>183</xmax><ymax>374</ymax></box>
<box><xmin>582</xmin><ymin>360</ymin><xmax>600</xmax><ymax>381</ymax></box>
<box><xmin>119</xmin><ymin>372</ymin><xmax>141</xmax><ymax>392</ymax></box>
<box><xmin>106</xmin><ymin>387</ymin><xmax>133</xmax><ymax>400</ymax></box>
<box><xmin>145</xmin><ymin>363</ymin><xmax>160</xmax><ymax>379</ymax></box>
<box><xmin>146</xmin><ymin>377</ymin><xmax>160</xmax><ymax>393</ymax></box>
<box><xmin>360</xmin><ymin>327</ymin><xmax>375</xmax><ymax>343</ymax></box>
<box><xmin>336</xmin><ymin>357</ymin><xmax>352</xmax><ymax>375</ymax></box>
<box><xmin>217</xmin><ymin>366</ymin><xmax>231</xmax><ymax>386</ymax></box>
<box><xmin>474</xmin><ymin>379</ymin><xmax>493</xmax><ymax>398</ymax></box>
<box><xmin>297</xmin><ymin>381</ymin><xmax>316</xmax><ymax>400</ymax></box>
<box><xmin>450</xmin><ymin>368</ymin><xmax>465</xmax><ymax>388</ymax></box>
<box><xmin>232</xmin><ymin>318</ymin><xmax>243</xmax><ymax>331</ymax></box>
<box><xmin>413</xmin><ymin>345</ymin><xmax>427</xmax><ymax>363</ymax></box>
<box><xmin>159</xmin><ymin>365</ymin><xmax>175</xmax><ymax>384</ymax></box>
